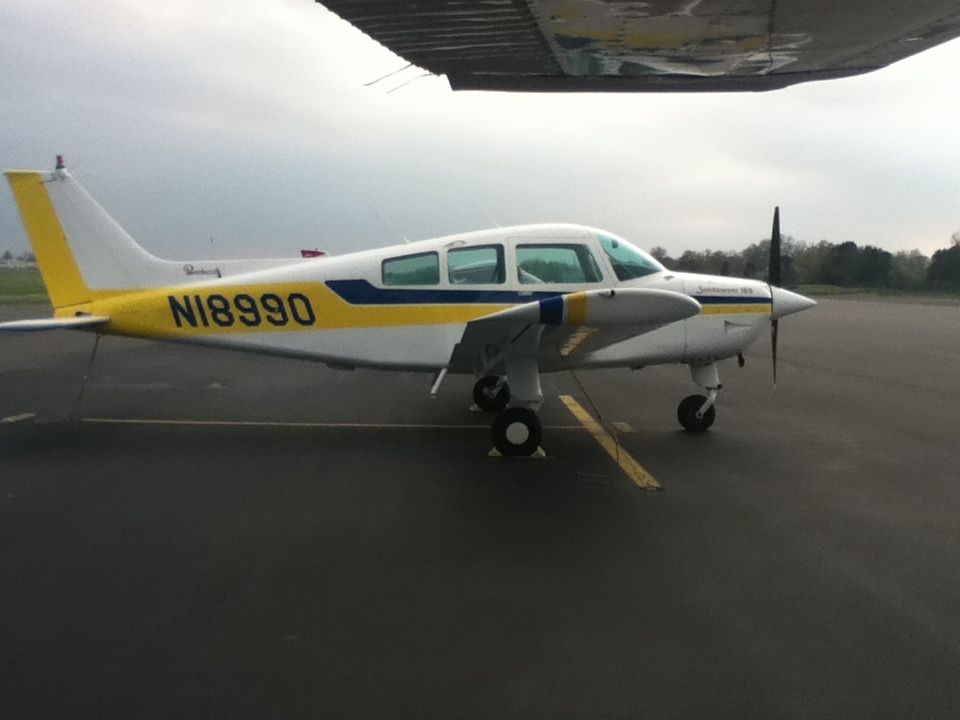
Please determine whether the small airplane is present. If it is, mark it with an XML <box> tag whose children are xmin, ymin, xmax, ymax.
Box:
<box><xmin>2</xmin><ymin>158</ymin><xmax>814</xmax><ymax>455</ymax></box>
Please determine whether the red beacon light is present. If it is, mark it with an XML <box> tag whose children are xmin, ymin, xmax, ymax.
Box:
<box><xmin>55</xmin><ymin>155</ymin><xmax>65</xmax><ymax>170</ymax></box>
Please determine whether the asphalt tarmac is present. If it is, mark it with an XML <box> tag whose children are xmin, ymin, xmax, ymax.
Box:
<box><xmin>2</xmin><ymin>299</ymin><xmax>959</xmax><ymax>718</ymax></box>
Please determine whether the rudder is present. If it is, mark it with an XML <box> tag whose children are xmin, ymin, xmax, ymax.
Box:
<box><xmin>6</xmin><ymin>170</ymin><xmax>90</xmax><ymax>309</ymax></box>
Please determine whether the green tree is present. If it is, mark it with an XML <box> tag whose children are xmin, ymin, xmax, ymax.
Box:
<box><xmin>792</xmin><ymin>241</ymin><xmax>836</xmax><ymax>285</ymax></box>
<box><xmin>890</xmin><ymin>250</ymin><xmax>929</xmax><ymax>289</ymax></box>
<box><xmin>823</xmin><ymin>242</ymin><xmax>861</xmax><ymax>286</ymax></box>
<box><xmin>927</xmin><ymin>236</ymin><xmax>960</xmax><ymax>287</ymax></box>
<box><xmin>649</xmin><ymin>246</ymin><xmax>674</xmax><ymax>269</ymax></box>
<box><xmin>858</xmin><ymin>246</ymin><xmax>893</xmax><ymax>287</ymax></box>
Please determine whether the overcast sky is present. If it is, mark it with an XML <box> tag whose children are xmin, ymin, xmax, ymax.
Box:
<box><xmin>2</xmin><ymin>0</ymin><xmax>959</xmax><ymax>260</ymax></box>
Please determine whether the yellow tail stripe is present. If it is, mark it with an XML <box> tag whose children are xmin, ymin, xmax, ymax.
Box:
<box><xmin>5</xmin><ymin>172</ymin><xmax>89</xmax><ymax>309</ymax></box>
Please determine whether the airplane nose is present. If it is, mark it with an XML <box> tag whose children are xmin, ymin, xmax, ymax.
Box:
<box><xmin>770</xmin><ymin>286</ymin><xmax>817</xmax><ymax>319</ymax></box>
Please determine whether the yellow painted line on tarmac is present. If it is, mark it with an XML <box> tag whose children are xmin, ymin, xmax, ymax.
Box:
<box><xmin>559</xmin><ymin>395</ymin><xmax>661</xmax><ymax>491</ymax></box>
<box><xmin>81</xmin><ymin>417</ymin><xmax>583</xmax><ymax>431</ymax></box>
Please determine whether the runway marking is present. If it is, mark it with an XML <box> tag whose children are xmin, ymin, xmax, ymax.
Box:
<box><xmin>81</xmin><ymin>417</ymin><xmax>583</xmax><ymax>431</ymax></box>
<box><xmin>559</xmin><ymin>395</ymin><xmax>660</xmax><ymax>491</ymax></box>
<box><xmin>1</xmin><ymin>413</ymin><xmax>36</xmax><ymax>424</ymax></box>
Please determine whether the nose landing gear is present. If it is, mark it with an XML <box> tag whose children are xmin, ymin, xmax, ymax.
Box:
<box><xmin>677</xmin><ymin>394</ymin><xmax>716</xmax><ymax>432</ymax></box>
<box><xmin>678</xmin><ymin>361</ymin><xmax>721</xmax><ymax>432</ymax></box>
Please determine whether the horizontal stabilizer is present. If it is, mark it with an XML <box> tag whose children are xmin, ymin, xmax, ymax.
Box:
<box><xmin>0</xmin><ymin>316</ymin><xmax>109</xmax><ymax>332</ymax></box>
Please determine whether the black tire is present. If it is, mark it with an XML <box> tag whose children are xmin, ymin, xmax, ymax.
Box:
<box><xmin>677</xmin><ymin>394</ymin><xmax>716</xmax><ymax>432</ymax></box>
<box><xmin>473</xmin><ymin>375</ymin><xmax>510</xmax><ymax>412</ymax></box>
<box><xmin>491</xmin><ymin>407</ymin><xmax>542</xmax><ymax>456</ymax></box>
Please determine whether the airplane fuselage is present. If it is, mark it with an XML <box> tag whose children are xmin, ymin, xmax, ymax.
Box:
<box><xmin>79</xmin><ymin>224</ymin><xmax>772</xmax><ymax>373</ymax></box>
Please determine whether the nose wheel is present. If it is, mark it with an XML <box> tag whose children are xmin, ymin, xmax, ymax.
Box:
<box><xmin>678</xmin><ymin>361</ymin><xmax>721</xmax><ymax>432</ymax></box>
<box><xmin>677</xmin><ymin>394</ymin><xmax>716</xmax><ymax>432</ymax></box>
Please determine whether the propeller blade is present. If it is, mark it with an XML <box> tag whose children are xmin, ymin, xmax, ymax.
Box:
<box><xmin>771</xmin><ymin>318</ymin><xmax>779</xmax><ymax>386</ymax></box>
<box><xmin>769</xmin><ymin>206</ymin><xmax>781</xmax><ymax>287</ymax></box>
<box><xmin>769</xmin><ymin>207</ymin><xmax>781</xmax><ymax>385</ymax></box>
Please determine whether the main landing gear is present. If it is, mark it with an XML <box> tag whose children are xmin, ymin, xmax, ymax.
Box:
<box><xmin>472</xmin><ymin>350</ymin><xmax>544</xmax><ymax>457</ymax></box>
<box><xmin>491</xmin><ymin>406</ymin><xmax>542</xmax><ymax>456</ymax></box>
<box><xmin>677</xmin><ymin>361</ymin><xmax>720</xmax><ymax>432</ymax></box>
<box><xmin>472</xmin><ymin>375</ymin><xmax>510</xmax><ymax>412</ymax></box>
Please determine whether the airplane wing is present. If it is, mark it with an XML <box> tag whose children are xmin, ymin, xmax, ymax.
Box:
<box><xmin>449</xmin><ymin>288</ymin><xmax>700</xmax><ymax>372</ymax></box>
<box><xmin>319</xmin><ymin>0</ymin><xmax>960</xmax><ymax>92</ymax></box>
<box><xmin>0</xmin><ymin>316</ymin><xmax>109</xmax><ymax>332</ymax></box>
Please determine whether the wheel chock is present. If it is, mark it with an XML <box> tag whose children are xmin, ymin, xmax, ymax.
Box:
<box><xmin>487</xmin><ymin>446</ymin><xmax>547</xmax><ymax>459</ymax></box>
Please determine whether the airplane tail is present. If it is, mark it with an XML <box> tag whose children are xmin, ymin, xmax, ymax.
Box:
<box><xmin>5</xmin><ymin>158</ymin><xmax>305</xmax><ymax>316</ymax></box>
<box><xmin>4</xmin><ymin>163</ymin><xmax>181</xmax><ymax>311</ymax></box>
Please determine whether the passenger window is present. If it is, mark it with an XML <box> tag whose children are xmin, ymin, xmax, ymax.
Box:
<box><xmin>382</xmin><ymin>252</ymin><xmax>440</xmax><ymax>286</ymax></box>
<box><xmin>448</xmin><ymin>245</ymin><xmax>505</xmax><ymax>284</ymax></box>
<box><xmin>516</xmin><ymin>244</ymin><xmax>603</xmax><ymax>284</ymax></box>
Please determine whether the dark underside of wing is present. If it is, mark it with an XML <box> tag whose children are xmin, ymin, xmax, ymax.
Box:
<box><xmin>318</xmin><ymin>0</ymin><xmax>960</xmax><ymax>92</ymax></box>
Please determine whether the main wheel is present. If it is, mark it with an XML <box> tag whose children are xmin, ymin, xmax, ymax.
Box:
<box><xmin>473</xmin><ymin>375</ymin><xmax>510</xmax><ymax>412</ymax></box>
<box><xmin>491</xmin><ymin>407</ymin><xmax>542</xmax><ymax>456</ymax></box>
<box><xmin>677</xmin><ymin>394</ymin><xmax>716</xmax><ymax>432</ymax></box>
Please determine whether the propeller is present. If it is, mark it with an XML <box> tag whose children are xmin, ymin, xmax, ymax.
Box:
<box><xmin>769</xmin><ymin>207</ymin><xmax>781</xmax><ymax>386</ymax></box>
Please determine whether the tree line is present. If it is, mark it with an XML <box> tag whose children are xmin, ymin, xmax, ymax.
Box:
<box><xmin>650</xmin><ymin>231</ymin><xmax>960</xmax><ymax>290</ymax></box>
<box><xmin>1</xmin><ymin>250</ymin><xmax>36</xmax><ymax>263</ymax></box>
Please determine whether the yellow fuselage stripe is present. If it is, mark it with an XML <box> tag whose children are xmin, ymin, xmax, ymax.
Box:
<box><xmin>699</xmin><ymin>304</ymin><xmax>772</xmax><ymax>316</ymax></box>
<box><xmin>89</xmin><ymin>282</ymin><xmax>512</xmax><ymax>338</ymax></box>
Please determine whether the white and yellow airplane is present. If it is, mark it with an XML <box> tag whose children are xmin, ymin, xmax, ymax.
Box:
<box><xmin>2</xmin><ymin>159</ymin><xmax>814</xmax><ymax>455</ymax></box>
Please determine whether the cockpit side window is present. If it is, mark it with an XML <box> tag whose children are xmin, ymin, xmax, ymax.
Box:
<box><xmin>382</xmin><ymin>252</ymin><xmax>440</xmax><ymax>286</ymax></box>
<box><xmin>448</xmin><ymin>245</ymin><xmax>505</xmax><ymax>284</ymax></box>
<box><xmin>599</xmin><ymin>235</ymin><xmax>663</xmax><ymax>280</ymax></box>
<box><xmin>516</xmin><ymin>244</ymin><xmax>603</xmax><ymax>284</ymax></box>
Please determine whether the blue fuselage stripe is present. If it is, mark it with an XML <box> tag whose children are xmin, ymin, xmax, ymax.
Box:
<box><xmin>694</xmin><ymin>295</ymin><xmax>770</xmax><ymax>305</ymax></box>
<box><xmin>326</xmin><ymin>279</ymin><xmax>562</xmax><ymax>305</ymax></box>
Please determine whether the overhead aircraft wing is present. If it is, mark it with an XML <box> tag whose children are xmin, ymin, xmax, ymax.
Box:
<box><xmin>319</xmin><ymin>0</ymin><xmax>960</xmax><ymax>92</ymax></box>
<box><xmin>449</xmin><ymin>288</ymin><xmax>700</xmax><ymax>372</ymax></box>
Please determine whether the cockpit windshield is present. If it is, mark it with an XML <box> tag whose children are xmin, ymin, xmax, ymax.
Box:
<box><xmin>598</xmin><ymin>235</ymin><xmax>664</xmax><ymax>280</ymax></box>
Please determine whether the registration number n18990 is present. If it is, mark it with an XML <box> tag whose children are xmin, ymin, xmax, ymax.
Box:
<box><xmin>167</xmin><ymin>293</ymin><xmax>316</xmax><ymax>328</ymax></box>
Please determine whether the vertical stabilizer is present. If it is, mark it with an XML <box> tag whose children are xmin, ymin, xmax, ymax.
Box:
<box><xmin>5</xmin><ymin>164</ymin><xmax>181</xmax><ymax>309</ymax></box>
<box><xmin>5</xmin><ymin>170</ymin><xmax>90</xmax><ymax>309</ymax></box>
<box><xmin>5</xmin><ymin>161</ymin><xmax>303</xmax><ymax>310</ymax></box>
